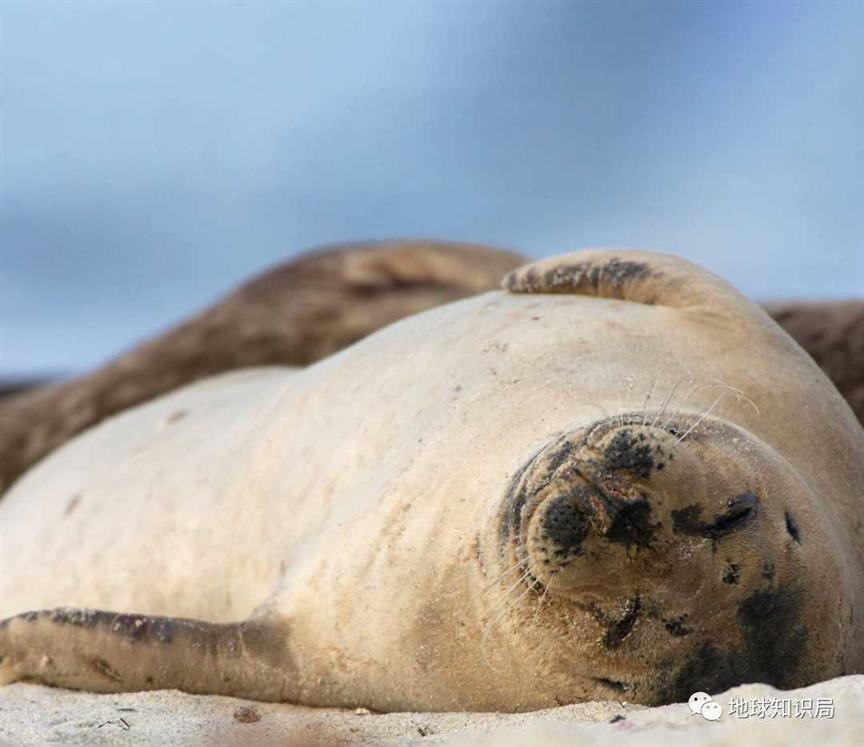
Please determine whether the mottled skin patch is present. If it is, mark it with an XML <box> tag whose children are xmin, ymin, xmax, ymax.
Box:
<box><xmin>660</xmin><ymin>587</ymin><xmax>807</xmax><ymax>703</ymax></box>
<box><xmin>0</xmin><ymin>609</ymin><xmax>295</xmax><ymax>701</ymax></box>
<box><xmin>722</xmin><ymin>563</ymin><xmax>741</xmax><ymax>585</ymax></box>
<box><xmin>18</xmin><ymin>608</ymin><xmax>175</xmax><ymax>644</ymax></box>
<box><xmin>600</xmin><ymin>597</ymin><xmax>642</xmax><ymax>649</ymax></box>
<box><xmin>602</xmin><ymin>430</ymin><xmax>656</xmax><ymax>479</ymax></box>
<box><xmin>663</xmin><ymin>615</ymin><xmax>693</xmax><ymax>637</ymax></box>
<box><xmin>504</xmin><ymin>258</ymin><xmax>657</xmax><ymax>296</ymax></box>
<box><xmin>233</xmin><ymin>705</ymin><xmax>261</xmax><ymax>723</ymax></box>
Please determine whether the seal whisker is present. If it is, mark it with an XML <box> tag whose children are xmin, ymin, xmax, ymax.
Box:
<box><xmin>621</xmin><ymin>376</ymin><xmax>636</xmax><ymax>427</ymax></box>
<box><xmin>531</xmin><ymin>584</ymin><xmax>551</xmax><ymax>626</ymax></box>
<box><xmin>677</xmin><ymin>392</ymin><xmax>726</xmax><ymax>443</ymax></box>
<box><xmin>651</xmin><ymin>378</ymin><xmax>686</xmax><ymax>428</ymax></box>
<box><xmin>486</xmin><ymin>565</ymin><xmax>534</xmax><ymax>608</ymax></box>
<box><xmin>480</xmin><ymin>559</ymin><xmax>525</xmax><ymax>593</ymax></box>
<box><xmin>661</xmin><ymin>379</ymin><xmax>755</xmax><ymax>430</ymax></box>
<box><xmin>614</xmin><ymin>375</ymin><xmax>630</xmax><ymax>427</ymax></box>
<box><xmin>640</xmin><ymin>378</ymin><xmax>658</xmax><ymax>425</ymax></box>
<box><xmin>704</xmin><ymin>379</ymin><xmax>761</xmax><ymax>417</ymax></box>
<box><xmin>662</xmin><ymin>378</ymin><xmax>707</xmax><ymax>428</ymax></box>
<box><xmin>486</xmin><ymin>576</ymin><xmax>541</xmax><ymax>631</ymax></box>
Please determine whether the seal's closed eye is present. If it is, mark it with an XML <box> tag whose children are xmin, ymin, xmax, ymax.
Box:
<box><xmin>493</xmin><ymin>410</ymin><xmax>848</xmax><ymax>705</ymax></box>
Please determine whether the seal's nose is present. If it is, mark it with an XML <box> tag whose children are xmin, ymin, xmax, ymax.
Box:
<box><xmin>520</xmin><ymin>416</ymin><xmax>767</xmax><ymax>599</ymax></box>
<box><xmin>535</xmin><ymin>478</ymin><xmax>655</xmax><ymax>567</ymax></box>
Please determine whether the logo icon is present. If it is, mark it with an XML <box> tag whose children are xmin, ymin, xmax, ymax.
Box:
<box><xmin>689</xmin><ymin>691</ymin><xmax>722</xmax><ymax>721</ymax></box>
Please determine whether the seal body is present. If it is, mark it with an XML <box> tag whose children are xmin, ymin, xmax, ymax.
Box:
<box><xmin>764</xmin><ymin>301</ymin><xmax>864</xmax><ymax>426</ymax></box>
<box><xmin>1</xmin><ymin>250</ymin><xmax>862</xmax><ymax>712</ymax></box>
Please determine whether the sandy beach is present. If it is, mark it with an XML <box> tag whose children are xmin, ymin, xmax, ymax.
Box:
<box><xmin>1</xmin><ymin>675</ymin><xmax>861</xmax><ymax>746</ymax></box>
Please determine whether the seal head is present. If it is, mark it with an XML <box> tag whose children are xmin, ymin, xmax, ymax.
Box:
<box><xmin>495</xmin><ymin>411</ymin><xmax>849</xmax><ymax>704</ymax></box>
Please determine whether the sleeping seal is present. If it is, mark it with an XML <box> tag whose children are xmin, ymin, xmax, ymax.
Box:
<box><xmin>1</xmin><ymin>249</ymin><xmax>862</xmax><ymax>712</ymax></box>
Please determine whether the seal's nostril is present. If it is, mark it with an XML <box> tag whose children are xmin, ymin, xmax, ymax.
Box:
<box><xmin>542</xmin><ymin>493</ymin><xmax>590</xmax><ymax>555</ymax></box>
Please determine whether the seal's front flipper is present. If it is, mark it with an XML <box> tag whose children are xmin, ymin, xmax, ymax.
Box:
<box><xmin>503</xmin><ymin>249</ymin><xmax>757</xmax><ymax>321</ymax></box>
<box><xmin>0</xmin><ymin>608</ymin><xmax>296</xmax><ymax>702</ymax></box>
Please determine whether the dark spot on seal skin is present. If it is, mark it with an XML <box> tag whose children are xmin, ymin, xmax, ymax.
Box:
<box><xmin>671</xmin><ymin>505</ymin><xmax>702</xmax><ymax>535</ymax></box>
<box><xmin>164</xmin><ymin>409</ymin><xmax>187</xmax><ymax>425</ymax></box>
<box><xmin>592</xmin><ymin>677</ymin><xmax>631</xmax><ymax>693</ymax></box>
<box><xmin>110</xmin><ymin>615</ymin><xmax>151</xmax><ymax>642</ymax></box>
<box><xmin>539</xmin><ymin>260</ymin><xmax>655</xmax><ymax>294</ymax></box>
<box><xmin>506</xmin><ymin>258</ymin><xmax>657</xmax><ymax>296</ymax></box>
<box><xmin>785</xmin><ymin>511</ymin><xmax>801</xmax><ymax>543</ymax></box>
<box><xmin>233</xmin><ymin>706</ymin><xmax>261</xmax><ymax>724</ymax></box>
<box><xmin>663</xmin><ymin>615</ymin><xmax>693</xmax><ymax>636</ymax></box>
<box><xmin>761</xmin><ymin>561</ymin><xmax>775</xmax><ymax>581</ymax></box>
<box><xmin>660</xmin><ymin>586</ymin><xmax>806</xmax><ymax>703</ymax></box>
<box><xmin>606</xmin><ymin>499</ymin><xmax>654</xmax><ymax>548</ymax></box>
<box><xmin>672</xmin><ymin>492</ymin><xmax>760</xmax><ymax>541</ymax></box>
<box><xmin>64</xmin><ymin>493</ymin><xmax>82</xmax><ymax>516</ymax></box>
<box><xmin>603</xmin><ymin>430</ymin><xmax>655</xmax><ymax>478</ymax></box>
<box><xmin>151</xmin><ymin>618</ymin><xmax>174</xmax><ymax>643</ymax></box>
<box><xmin>595</xmin><ymin>259</ymin><xmax>654</xmax><ymax>288</ymax></box>
<box><xmin>48</xmin><ymin>608</ymin><xmax>100</xmax><ymax>627</ymax></box>
<box><xmin>604</xmin><ymin>598</ymin><xmax>642</xmax><ymax>649</ymax></box>
<box><xmin>722</xmin><ymin>563</ymin><xmax>740</xmax><ymax>585</ymax></box>
<box><xmin>542</xmin><ymin>493</ymin><xmax>589</xmax><ymax>555</ymax></box>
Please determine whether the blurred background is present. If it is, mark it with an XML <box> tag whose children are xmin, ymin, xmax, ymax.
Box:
<box><xmin>1</xmin><ymin>0</ymin><xmax>862</xmax><ymax>378</ymax></box>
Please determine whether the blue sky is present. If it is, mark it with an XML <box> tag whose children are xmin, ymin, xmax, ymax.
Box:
<box><xmin>1</xmin><ymin>1</ymin><xmax>862</xmax><ymax>374</ymax></box>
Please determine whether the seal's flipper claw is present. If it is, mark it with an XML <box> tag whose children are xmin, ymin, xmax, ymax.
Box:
<box><xmin>0</xmin><ymin>608</ymin><xmax>296</xmax><ymax>701</ymax></box>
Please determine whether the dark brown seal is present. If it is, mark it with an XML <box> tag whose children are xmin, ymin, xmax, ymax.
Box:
<box><xmin>764</xmin><ymin>301</ymin><xmax>863</xmax><ymax>427</ymax></box>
